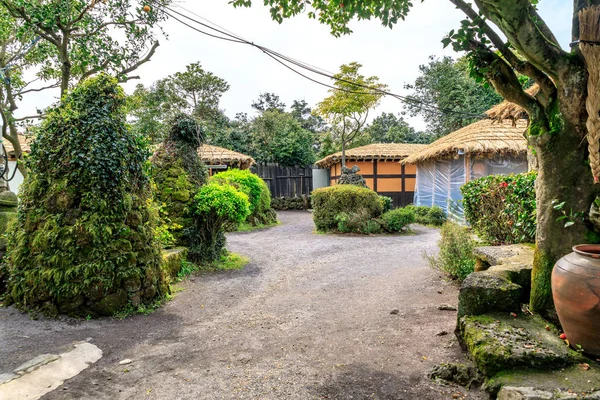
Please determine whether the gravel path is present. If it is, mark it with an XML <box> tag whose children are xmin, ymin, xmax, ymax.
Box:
<box><xmin>0</xmin><ymin>211</ymin><xmax>482</xmax><ymax>399</ymax></box>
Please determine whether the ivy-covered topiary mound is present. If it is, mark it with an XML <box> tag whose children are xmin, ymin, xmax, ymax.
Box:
<box><xmin>151</xmin><ymin>114</ymin><xmax>208</xmax><ymax>247</ymax></box>
<box><xmin>5</xmin><ymin>74</ymin><xmax>168</xmax><ymax>317</ymax></box>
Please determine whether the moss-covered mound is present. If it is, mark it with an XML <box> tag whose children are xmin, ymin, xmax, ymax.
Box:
<box><xmin>5</xmin><ymin>75</ymin><xmax>168</xmax><ymax>317</ymax></box>
<box><xmin>151</xmin><ymin>114</ymin><xmax>207</xmax><ymax>247</ymax></box>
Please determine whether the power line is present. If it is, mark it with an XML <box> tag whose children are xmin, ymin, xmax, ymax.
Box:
<box><xmin>151</xmin><ymin>1</ymin><xmax>487</xmax><ymax>119</ymax></box>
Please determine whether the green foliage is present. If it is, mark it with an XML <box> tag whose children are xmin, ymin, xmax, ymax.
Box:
<box><xmin>312</xmin><ymin>184</ymin><xmax>383</xmax><ymax>232</ymax></box>
<box><xmin>5</xmin><ymin>74</ymin><xmax>168</xmax><ymax>317</ymax></box>
<box><xmin>150</xmin><ymin>114</ymin><xmax>208</xmax><ymax>247</ymax></box>
<box><xmin>462</xmin><ymin>172</ymin><xmax>537</xmax><ymax>245</ymax></box>
<box><xmin>430</xmin><ymin>222</ymin><xmax>476</xmax><ymax>281</ymax></box>
<box><xmin>335</xmin><ymin>210</ymin><xmax>382</xmax><ymax>234</ymax></box>
<box><xmin>366</xmin><ymin>112</ymin><xmax>433</xmax><ymax>144</ymax></box>
<box><xmin>211</xmin><ymin>169</ymin><xmax>277</xmax><ymax>226</ymax></box>
<box><xmin>406</xmin><ymin>205</ymin><xmax>447</xmax><ymax>226</ymax></box>
<box><xmin>188</xmin><ymin>183</ymin><xmax>250</xmax><ymax>263</ymax></box>
<box><xmin>380</xmin><ymin>208</ymin><xmax>415</xmax><ymax>232</ymax></box>
<box><xmin>250</xmin><ymin>110</ymin><xmax>316</xmax><ymax>166</ymax></box>
<box><xmin>404</xmin><ymin>56</ymin><xmax>502</xmax><ymax>138</ymax></box>
<box><xmin>379</xmin><ymin>195</ymin><xmax>393</xmax><ymax>213</ymax></box>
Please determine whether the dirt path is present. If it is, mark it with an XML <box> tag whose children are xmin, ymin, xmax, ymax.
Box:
<box><xmin>0</xmin><ymin>211</ymin><xmax>481</xmax><ymax>399</ymax></box>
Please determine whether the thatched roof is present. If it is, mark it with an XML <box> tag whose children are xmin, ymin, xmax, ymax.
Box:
<box><xmin>198</xmin><ymin>144</ymin><xmax>255</xmax><ymax>169</ymax></box>
<box><xmin>315</xmin><ymin>143</ymin><xmax>428</xmax><ymax>168</ymax></box>
<box><xmin>403</xmin><ymin>119</ymin><xmax>528</xmax><ymax>164</ymax></box>
<box><xmin>486</xmin><ymin>84</ymin><xmax>539</xmax><ymax>120</ymax></box>
<box><xmin>2</xmin><ymin>134</ymin><xmax>32</xmax><ymax>159</ymax></box>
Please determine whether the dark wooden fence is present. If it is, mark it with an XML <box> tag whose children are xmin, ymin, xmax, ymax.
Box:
<box><xmin>252</xmin><ymin>163</ymin><xmax>313</xmax><ymax>198</ymax></box>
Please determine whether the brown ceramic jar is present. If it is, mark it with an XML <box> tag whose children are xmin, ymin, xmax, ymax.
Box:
<box><xmin>552</xmin><ymin>244</ymin><xmax>600</xmax><ymax>356</ymax></box>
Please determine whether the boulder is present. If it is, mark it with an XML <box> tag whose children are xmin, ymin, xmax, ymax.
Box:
<box><xmin>428</xmin><ymin>362</ymin><xmax>483</xmax><ymax>388</ymax></box>
<box><xmin>458</xmin><ymin>273</ymin><xmax>522</xmax><ymax>317</ymax></box>
<box><xmin>161</xmin><ymin>247</ymin><xmax>189</xmax><ymax>279</ymax></box>
<box><xmin>457</xmin><ymin>314</ymin><xmax>584</xmax><ymax>377</ymax></box>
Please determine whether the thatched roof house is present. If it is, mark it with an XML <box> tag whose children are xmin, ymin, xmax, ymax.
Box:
<box><xmin>403</xmin><ymin>119</ymin><xmax>528</xmax><ymax>165</ymax></box>
<box><xmin>315</xmin><ymin>143</ymin><xmax>427</xmax><ymax>169</ymax></box>
<box><xmin>198</xmin><ymin>144</ymin><xmax>255</xmax><ymax>170</ymax></box>
<box><xmin>404</xmin><ymin>103</ymin><xmax>530</xmax><ymax>220</ymax></box>
<box><xmin>315</xmin><ymin>143</ymin><xmax>428</xmax><ymax>207</ymax></box>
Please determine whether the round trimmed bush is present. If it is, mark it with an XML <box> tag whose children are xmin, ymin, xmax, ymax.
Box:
<box><xmin>312</xmin><ymin>185</ymin><xmax>383</xmax><ymax>232</ymax></box>
<box><xmin>210</xmin><ymin>169</ymin><xmax>276</xmax><ymax>225</ymax></box>
<box><xmin>380</xmin><ymin>208</ymin><xmax>415</xmax><ymax>232</ymax></box>
<box><xmin>188</xmin><ymin>183</ymin><xmax>250</xmax><ymax>262</ymax></box>
<box><xmin>6</xmin><ymin>75</ymin><xmax>168</xmax><ymax>317</ymax></box>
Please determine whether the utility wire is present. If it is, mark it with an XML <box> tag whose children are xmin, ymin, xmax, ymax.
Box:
<box><xmin>152</xmin><ymin>0</ymin><xmax>487</xmax><ymax>119</ymax></box>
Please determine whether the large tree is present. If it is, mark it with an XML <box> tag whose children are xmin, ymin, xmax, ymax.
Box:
<box><xmin>314</xmin><ymin>62</ymin><xmax>387</xmax><ymax>167</ymax></box>
<box><xmin>232</xmin><ymin>0</ymin><xmax>600</xmax><ymax>318</ymax></box>
<box><xmin>404</xmin><ymin>56</ymin><xmax>502</xmax><ymax>137</ymax></box>
<box><xmin>0</xmin><ymin>0</ymin><xmax>170</xmax><ymax>96</ymax></box>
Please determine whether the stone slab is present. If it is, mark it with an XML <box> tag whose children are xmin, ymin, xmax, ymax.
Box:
<box><xmin>458</xmin><ymin>273</ymin><xmax>522</xmax><ymax>317</ymax></box>
<box><xmin>457</xmin><ymin>313</ymin><xmax>584</xmax><ymax>377</ymax></box>
<box><xmin>473</xmin><ymin>244</ymin><xmax>534</xmax><ymax>268</ymax></box>
<box><xmin>13</xmin><ymin>354</ymin><xmax>60</xmax><ymax>375</ymax></box>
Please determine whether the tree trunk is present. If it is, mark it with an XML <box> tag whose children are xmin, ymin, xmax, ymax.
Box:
<box><xmin>341</xmin><ymin>140</ymin><xmax>346</xmax><ymax>168</ymax></box>
<box><xmin>530</xmin><ymin>90</ymin><xmax>600</xmax><ymax>319</ymax></box>
<box><xmin>59</xmin><ymin>37</ymin><xmax>71</xmax><ymax>98</ymax></box>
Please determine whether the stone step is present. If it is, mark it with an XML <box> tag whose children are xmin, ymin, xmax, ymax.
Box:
<box><xmin>457</xmin><ymin>313</ymin><xmax>585</xmax><ymax>377</ymax></box>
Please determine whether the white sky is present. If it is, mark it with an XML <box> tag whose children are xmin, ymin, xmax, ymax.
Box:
<box><xmin>19</xmin><ymin>0</ymin><xmax>572</xmax><ymax>131</ymax></box>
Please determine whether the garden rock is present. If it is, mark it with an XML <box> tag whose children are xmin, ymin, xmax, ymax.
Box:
<box><xmin>457</xmin><ymin>314</ymin><xmax>584</xmax><ymax>377</ymax></box>
<box><xmin>161</xmin><ymin>247</ymin><xmax>189</xmax><ymax>279</ymax></box>
<box><xmin>458</xmin><ymin>273</ymin><xmax>522</xmax><ymax>317</ymax></box>
<box><xmin>429</xmin><ymin>362</ymin><xmax>483</xmax><ymax>388</ymax></box>
<box><xmin>338</xmin><ymin>165</ymin><xmax>367</xmax><ymax>187</ymax></box>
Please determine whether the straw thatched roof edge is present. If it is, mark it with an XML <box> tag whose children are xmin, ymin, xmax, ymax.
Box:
<box><xmin>198</xmin><ymin>144</ymin><xmax>255</xmax><ymax>169</ymax></box>
<box><xmin>315</xmin><ymin>143</ymin><xmax>428</xmax><ymax>169</ymax></box>
<box><xmin>402</xmin><ymin>119</ymin><xmax>528</xmax><ymax>164</ymax></box>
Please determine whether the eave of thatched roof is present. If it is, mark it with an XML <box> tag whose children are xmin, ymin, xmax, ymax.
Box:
<box><xmin>402</xmin><ymin>119</ymin><xmax>528</xmax><ymax>164</ymax></box>
<box><xmin>198</xmin><ymin>144</ymin><xmax>255</xmax><ymax>169</ymax></box>
<box><xmin>486</xmin><ymin>84</ymin><xmax>539</xmax><ymax>120</ymax></box>
<box><xmin>315</xmin><ymin>143</ymin><xmax>428</xmax><ymax>169</ymax></box>
<box><xmin>2</xmin><ymin>134</ymin><xmax>32</xmax><ymax>159</ymax></box>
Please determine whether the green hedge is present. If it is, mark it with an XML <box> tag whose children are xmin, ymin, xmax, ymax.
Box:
<box><xmin>380</xmin><ymin>208</ymin><xmax>415</xmax><ymax>232</ymax></box>
<box><xmin>462</xmin><ymin>172</ymin><xmax>536</xmax><ymax>244</ymax></box>
<box><xmin>405</xmin><ymin>205</ymin><xmax>447</xmax><ymax>226</ymax></box>
<box><xmin>211</xmin><ymin>169</ymin><xmax>276</xmax><ymax>226</ymax></box>
<box><xmin>312</xmin><ymin>185</ymin><xmax>383</xmax><ymax>232</ymax></box>
<box><xmin>188</xmin><ymin>183</ymin><xmax>250</xmax><ymax>262</ymax></box>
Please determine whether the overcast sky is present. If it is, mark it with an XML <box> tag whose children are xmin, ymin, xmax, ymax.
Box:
<box><xmin>19</xmin><ymin>0</ymin><xmax>571</xmax><ymax>131</ymax></box>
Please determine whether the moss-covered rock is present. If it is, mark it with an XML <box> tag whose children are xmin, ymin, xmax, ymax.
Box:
<box><xmin>5</xmin><ymin>75</ymin><xmax>168</xmax><ymax>317</ymax></box>
<box><xmin>458</xmin><ymin>272</ymin><xmax>523</xmax><ymax>317</ymax></box>
<box><xmin>457</xmin><ymin>314</ymin><xmax>584</xmax><ymax>377</ymax></box>
<box><xmin>151</xmin><ymin>115</ymin><xmax>207</xmax><ymax>247</ymax></box>
<box><xmin>161</xmin><ymin>247</ymin><xmax>189</xmax><ymax>279</ymax></box>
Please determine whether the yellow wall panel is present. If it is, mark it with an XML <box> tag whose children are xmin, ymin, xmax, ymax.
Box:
<box><xmin>365</xmin><ymin>178</ymin><xmax>375</xmax><ymax>190</ymax></box>
<box><xmin>404</xmin><ymin>163</ymin><xmax>417</xmax><ymax>174</ymax></box>
<box><xmin>377</xmin><ymin>161</ymin><xmax>402</xmax><ymax>175</ymax></box>
<box><xmin>404</xmin><ymin>178</ymin><xmax>416</xmax><ymax>191</ymax></box>
<box><xmin>377</xmin><ymin>178</ymin><xmax>402</xmax><ymax>192</ymax></box>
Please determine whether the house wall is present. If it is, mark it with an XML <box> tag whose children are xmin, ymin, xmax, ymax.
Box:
<box><xmin>328</xmin><ymin>159</ymin><xmax>418</xmax><ymax>207</ymax></box>
<box><xmin>414</xmin><ymin>154</ymin><xmax>528</xmax><ymax>221</ymax></box>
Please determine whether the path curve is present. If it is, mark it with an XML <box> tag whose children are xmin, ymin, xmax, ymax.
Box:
<box><xmin>0</xmin><ymin>211</ymin><xmax>481</xmax><ymax>399</ymax></box>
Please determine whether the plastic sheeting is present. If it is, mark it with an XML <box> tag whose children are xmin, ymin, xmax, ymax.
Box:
<box><xmin>413</xmin><ymin>154</ymin><xmax>528</xmax><ymax>221</ymax></box>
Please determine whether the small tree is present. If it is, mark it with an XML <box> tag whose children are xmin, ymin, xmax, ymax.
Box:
<box><xmin>315</xmin><ymin>62</ymin><xmax>387</xmax><ymax>166</ymax></box>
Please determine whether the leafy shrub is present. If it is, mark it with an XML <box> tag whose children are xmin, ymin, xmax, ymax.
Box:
<box><xmin>429</xmin><ymin>222</ymin><xmax>476</xmax><ymax>281</ymax></box>
<box><xmin>151</xmin><ymin>114</ymin><xmax>208</xmax><ymax>247</ymax></box>
<box><xmin>462</xmin><ymin>172</ymin><xmax>536</xmax><ymax>244</ymax></box>
<box><xmin>406</xmin><ymin>205</ymin><xmax>447</xmax><ymax>226</ymax></box>
<box><xmin>312</xmin><ymin>185</ymin><xmax>383</xmax><ymax>231</ymax></box>
<box><xmin>188</xmin><ymin>183</ymin><xmax>250</xmax><ymax>262</ymax></box>
<box><xmin>380</xmin><ymin>195</ymin><xmax>393</xmax><ymax>213</ymax></box>
<box><xmin>211</xmin><ymin>169</ymin><xmax>276</xmax><ymax>226</ymax></box>
<box><xmin>5</xmin><ymin>75</ymin><xmax>168</xmax><ymax>317</ymax></box>
<box><xmin>380</xmin><ymin>208</ymin><xmax>415</xmax><ymax>232</ymax></box>
<box><xmin>335</xmin><ymin>210</ymin><xmax>382</xmax><ymax>234</ymax></box>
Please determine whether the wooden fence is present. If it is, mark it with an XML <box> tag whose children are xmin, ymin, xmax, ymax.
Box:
<box><xmin>252</xmin><ymin>163</ymin><xmax>314</xmax><ymax>198</ymax></box>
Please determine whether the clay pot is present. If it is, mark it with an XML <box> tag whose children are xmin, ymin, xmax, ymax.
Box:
<box><xmin>552</xmin><ymin>244</ymin><xmax>600</xmax><ymax>356</ymax></box>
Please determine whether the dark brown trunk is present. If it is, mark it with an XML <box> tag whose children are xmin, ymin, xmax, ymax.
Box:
<box><xmin>530</xmin><ymin>89</ymin><xmax>599</xmax><ymax>319</ymax></box>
